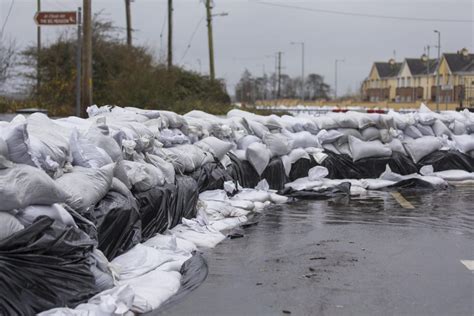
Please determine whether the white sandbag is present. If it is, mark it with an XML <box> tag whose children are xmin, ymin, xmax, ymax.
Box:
<box><xmin>228</xmin><ymin>199</ymin><xmax>254</xmax><ymax>210</ymax></box>
<box><xmin>144</xmin><ymin>234</ymin><xmax>197</xmax><ymax>253</ymax></box>
<box><xmin>262</xmin><ymin>133</ymin><xmax>292</xmax><ymax>157</ymax></box>
<box><xmin>336</xmin><ymin>128</ymin><xmax>362</xmax><ymax>145</ymax></box>
<box><xmin>379</xmin><ymin>129</ymin><xmax>393</xmax><ymax>143</ymax></box>
<box><xmin>0</xmin><ymin>137</ymin><xmax>8</xmax><ymax>159</ymax></box>
<box><xmin>404</xmin><ymin>125</ymin><xmax>423</xmax><ymax>139</ymax></box>
<box><xmin>157</xmin><ymin>110</ymin><xmax>188</xmax><ymax>129</ymax></box>
<box><xmin>56</xmin><ymin>164</ymin><xmax>114</xmax><ymax>209</ymax></box>
<box><xmin>165</xmin><ymin>145</ymin><xmax>212</xmax><ymax>173</ymax></box>
<box><xmin>270</xmin><ymin>193</ymin><xmax>288</xmax><ymax>204</ymax></box>
<box><xmin>232</xmin><ymin>189</ymin><xmax>271</xmax><ymax>203</ymax></box>
<box><xmin>416</xmin><ymin>105</ymin><xmax>437</xmax><ymax>125</ymax></box>
<box><xmin>246</xmin><ymin>120</ymin><xmax>269</xmax><ymax>139</ymax></box>
<box><xmin>284</xmin><ymin>131</ymin><xmax>319</xmax><ymax>149</ymax></box>
<box><xmin>415</xmin><ymin>123</ymin><xmax>435</xmax><ymax>136</ymax></box>
<box><xmin>335</xmin><ymin>142</ymin><xmax>352</xmax><ymax>157</ymax></box>
<box><xmin>170</xmin><ymin>218</ymin><xmax>226</xmax><ymax>249</ymax></box>
<box><xmin>360</xmin><ymin>179</ymin><xmax>395</xmax><ymax>190</ymax></box>
<box><xmin>121</xmin><ymin>161</ymin><xmax>165</xmax><ymax>192</ymax></box>
<box><xmin>0</xmin><ymin>164</ymin><xmax>69</xmax><ymax>211</ymax></box>
<box><xmin>194</xmin><ymin>136</ymin><xmax>233</xmax><ymax>160</ymax></box>
<box><xmin>348</xmin><ymin>136</ymin><xmax>392</xmax><ymax>162</ymax></box>
<box><xmin>4</xmin><ymin>123</ymin><xmax>36</xmax><ymax>167</ymax></box>
<box><xmin>246</xmin><ymin>142</ymin><xmax>271</xmax><ymax>176</ymax></box>
<box><xmin>112</xmin><ymin>244</ymin><xmax>177</xmax><ymax>280</ymax></box>
<box><xmin>284</xmin><ymin>177</ymin><xmax>323</xmax><ymax>191</ymax></box>
<box><xmin>157</xmin><ymin>129</ymin><xmax>190</xmax><ymax>147</ymax></box>
<box><xmin>145</xmin><ymin>154</ymin><xmax>176</xmax><ymax>184</ymax></box>
<box><xmin>70</xmin><ymin>130</ymin><xmax>113</xmax><ymax>168</ymax></box>
<box><xmin>119</xmin><ymin>269</ymin><xmax>181</xmax><ymax>313</ymax></box>
<box><xmin>450</xmin><ymin>120</ymin><xmax>467</xmax><ymax>135</ymax></box>
<box><xmin>361</xmin><ymin>127</ymin><xmax>380</xmax><ymax>141</ymax></box>
<box><xmin>209</xmin><ymin>216</ymin><xmax>248</xmax><ymax>232</ymax></box>
<box><xmin>0</xmin><ymin>212</ymin><xmax>24</xmax><ymax>241</ymax></box>
<box><xmin>452</xmin><ymin>134</ymin><xmax>474</xmax><ymax>153</ymax></box>
<box><xmin>199</xmin><ymin>189</ymin><xmax>228</xmax><ymax>201</ymax></box>
<box><xmin>431</xmin><ymin>119</ymin><xmax>451</xmax><ymax>137</ymax></box>
<box><xmin>403</xmin><ymin>136</ymin><xmax>442</xmax><ymax>163</ymax></box>
<box><xmin>332</xmin><ymin>113</ymin><xmax>359</xmax><ymax>129</ymax></box>
<box><xmin>316</xmin><ymin>129</ymin><xmax>343</xmax><ymax>144</ymax></box>
<box><xmin>386</xmin><ymin>138</ymin><xmax>407</xmax><ymax>155</ymax></box>
<box><xmin>314</xmin><ymin>116</ymin><xmax>338</xmax><ymax>130</ymax></box>
<box><xmin>281</xmin><ymin>148</ymin><xmax>310</xmax><ymax>177</ymax></box>
<box><xmin>85</xmin><ymin>127</ymin><xmax>123</xmax><ymax>162</ymax></box>
<box><xmin>421</xmin><ymin>166</ymin><xmax>474</xmax><ymax>181</ymax></box>
<box><xmin>237</xmin><ymin>135</ymin><xmax>261</xmax><ymax>151</ymax></box>
<box><xmin>308</xmin><ymin>166</ymin><xmax>329</xmax><ymax>181</ymax></box>
<box><xmin>17</xmin><ymin>204</ymin><xmax>76</xmax><ymax>227</ymax></box>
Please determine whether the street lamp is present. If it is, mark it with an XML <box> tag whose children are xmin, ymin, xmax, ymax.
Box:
<box><xmin>434</xmin><ymin>30</ymin><xmax>441</xmax><ymax>112</ymax></box>
<box><xmin>291</xmin><ymin>41</ymin><xmax>305</xmax><ymax>101</ymax></box>
<box><xmin>334</xmin><ymin>59</ymin><xmax>345</xmax><ymax>100</ymax></box>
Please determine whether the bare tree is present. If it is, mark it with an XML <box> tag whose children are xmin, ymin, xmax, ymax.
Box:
<box><xmin>0</xmin><ymin>38</ymin><xmax>16</xmax><ymax>89</ymax></box>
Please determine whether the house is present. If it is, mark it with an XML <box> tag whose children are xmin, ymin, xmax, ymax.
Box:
<box><xmin>395</xmin><ymin>57</ymin><xmax>438</xmax><ymax>102</ymax></box>
<box><xmin>362</xmin><ymin>59</ymin><xmax>401</xmax><ymax>102</ymax></box>
<box><xmin>435</xmin><ymin>48</ymin><xmax>474</xmax><ymax>104</ymax></box>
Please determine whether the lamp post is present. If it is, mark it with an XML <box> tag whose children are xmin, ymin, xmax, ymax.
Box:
<box><xmin>434</xmin><ymin>30</ymin><xmax>441</xmax><ymax>112</ymax></box>
<box><xmin>291</xmin><ymin>41</ymin><xmax>305</xmax><ymax>101</ymax></box>
<box><xmin>334</xmin><ymin>59</ymin><xmax>345</xmax><ymax>100</ymax></box>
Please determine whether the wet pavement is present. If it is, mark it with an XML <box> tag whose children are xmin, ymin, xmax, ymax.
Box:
<box><xmin>158</xmin><ymin>186</ymin><xmax>474</xmax><ymax>316</ymax></box>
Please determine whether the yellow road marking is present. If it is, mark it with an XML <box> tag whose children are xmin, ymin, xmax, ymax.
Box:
<box><xmin>460</xmin><ymin>260</ymin><xmax>474</xmax><ymax>271</ymax></box>
<box><xmin>390</xmin><ymin>192</ymin><xmax>415</xmax><ymax>209</ymax></box>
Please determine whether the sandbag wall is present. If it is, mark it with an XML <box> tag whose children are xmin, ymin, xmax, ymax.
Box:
<box><xmin>0</xmin><ymin>103</ymin><xmax>473</xmax><ymax>313</ymax></box>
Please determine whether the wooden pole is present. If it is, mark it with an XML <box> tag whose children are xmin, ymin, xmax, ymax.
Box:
<box><xmin>82</xmin><ymin>0</ymin><xmax>92</xmax><ymax>117</ymax></box>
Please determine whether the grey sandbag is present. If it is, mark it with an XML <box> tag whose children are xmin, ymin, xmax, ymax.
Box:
<box><xmin>0</xmin><ymin>212</ymin><xmax>24</xmax><ymax>241</ymax></box>
<box><xmin>0</xmin><ymin>164</ymin><xmax>69</xmax><ymax>211</ymax></box>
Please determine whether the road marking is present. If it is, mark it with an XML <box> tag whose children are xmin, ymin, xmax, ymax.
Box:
<box><xmin>390</xmin><ymin>192</ymin><xmax>415</xmax><ymax>209</ymax></box>
<box><xmin>460</xmin><ymin>260</ymin><xmax>474</xmax><ymax>271</ymax></box>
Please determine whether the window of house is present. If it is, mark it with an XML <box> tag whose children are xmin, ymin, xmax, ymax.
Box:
<box><xmin>401</xmin><ymin>78</ymin><xmax>405</xmax><ymax>87</ymax></box>
<box><xmin>407</xmin><ymin>78</ymin><xmax>411</xmax><ymax>87</ymax></box>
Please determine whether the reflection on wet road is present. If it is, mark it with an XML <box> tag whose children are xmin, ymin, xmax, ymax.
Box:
<box><xmin>160</xmin><ymin>187</ymin><xmax>474</xmax><ymax>316</ymax></box>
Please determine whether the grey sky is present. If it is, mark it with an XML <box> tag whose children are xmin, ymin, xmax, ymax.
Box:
<box><xmin>1</xmin><ymin>0</ymin><xmax>473</xmax><ymax>96</ymax></box>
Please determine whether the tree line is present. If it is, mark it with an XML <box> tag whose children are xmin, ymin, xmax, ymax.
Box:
<box><xmin>235</xmin><ymin>69</ymin><xmax>331</xmax><ymax>103</ymax></box>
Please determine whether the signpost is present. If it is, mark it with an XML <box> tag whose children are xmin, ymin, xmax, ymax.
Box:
<box><xmin>34</xmin><ymin>11</ymin><xmax>77</xmax><ymax>26</ymax></box>
<box><xmin>34</xmin><ymin>10</ymin><xmax>82</xmax><ymax>116</ymax></box>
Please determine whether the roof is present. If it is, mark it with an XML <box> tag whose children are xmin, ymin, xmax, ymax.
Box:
<box><xmin>444</xmin><ymin>53</ymin><xmax>474</xmax><ymax>73</ymax></box>
<box><xmin>405</xmin><ymin>58</ymin><xmax>438</xmax><ymax>76</ymax></box>
<box><xmin>374</xmin><ymin>62</ymin><xmax>402</xmax><ymax>78</ymax></box>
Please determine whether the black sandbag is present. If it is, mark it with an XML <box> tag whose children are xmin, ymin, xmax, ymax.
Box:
<box><xmin>280</xmin><ymin>182</ymin><xmax>351</xmax><ymax>200</ymax></box>
<box><xmin>227</xmin><ymin>152</ymin><xmax>260</xmax><ymax>188</ymax></box>
<box><xmin>169</xmin><ymin>175</ymin><xmax>199</xmax><ymax>229</ymax></box>
<box><xmin>135</xmin><ymin>184</ymin><xmax>175</xmax><ymax>240</ymax></box>
<box><xmin>94</xmin><ymin>191</ymin><xmax>142</xmax><ymax>260</ymax></box>
<box><xmin>289</xmin><ymin>156</ymin><xmax>318</xmax><ymax>182</ymax></box>
<box><xmin>190</xmin><ymin>162</ymin><xmax>232</xmax><ymax>193</ymax></box>
<box><xmin>417</xmin><ymin>150</ymin><xmax>474</xmax><ymax>172</ymax></box>
<box><xmin>0</xmin><ymin>217</ymin><xmax>97</xmax><ymax>315</ymax></box>
<box><xmin>321</xmin><ymin>152</ymin><xmax>363</xmax><ymax>179</ymax></box>
<box><xmin>261</xmin><ymin>157</ymin><xmax>288</xmax><ymax>191</ymax></box>
<box><xmin>355</xmin><ymin>152</ymin><xmax>418</xmax><ymax>178</ymax></box>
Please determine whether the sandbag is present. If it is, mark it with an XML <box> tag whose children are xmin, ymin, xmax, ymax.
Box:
<box><xmin>262</xmin><ymin>133</ymin><xmax>293</xmax><ymax>157</ymax></box>
<box><xmin>317</xmin><ymin>129</ymin><xmax>343</xmax><ymax>144</ymax></box>
<box><xmin>56</xmin><ymin>164</ymin><xmax>114</xmax><ymax>210</ymax></box>
<box><xmin>0</xmin><ymin>212</ymin><xmax>24</xmax><ymax>241</ymax></box>
<box><xmin>336</xmin><ymin>128</ymin><xmax>362</xmax><ymax>145</ymax></box>
<box><xmin>386</xmin><ymin>138</ymin><xmax>407</xmax><ymax>155</ymax></box>
<box><xmin>94</xmin><ymin>191</ymin><xmax>142</xmax><ymax>260</ymax></box>
<box><xmin>226</xmin><ymin>152</ymin><xmax>260</xmax><ymax>189</ymax></box>
<box><xmin>157</xmin><ymin>129</ymin><xmax>190</xmax><ymax>147</ymax></box>
<box><xmin>0</xmin><ymin>164</ymin><xmax>69</xmax><ymax>211</ymax></box>
<box><xmin>284</xmin><ymin>131</ymin><xmax>319</xmax><ymax>149</ymax></box>
<box><xmin>16</xmin><ymin>204</ymin><xmax>76</xmax><ymax>227</ymax></box>
<box><xmin>415</xmin><ymin>123</ymin><xmax>435</xmax><ymax>136</ymax></box>
<box><xmin>348</xmin><ymin>136</ymin><xmax>392</xmax><ymax>162</ymax></box>
<box><xmin>403</xmin><ymin>136</ymin><xmax>442</xmax><ymax>164</ymax></box>
<box><xmin>404</xmin><ymin>125</ymin><xmax>423</xmax><ymax>139</ymax></box>
<box><xmin>236</xmin><ymin>135</ymin><xmax>262</xmax><ymax>150</ymax></box>
<box><xmin>190</xmin><ymin>162</ymin><xmax>232</xmax><ymax>193</ymax></box>
<box><xmin>452</xmin><ymin>134</ymin><xmax>474</xmax><ymax>153</ymax></box>
<box><xmin>145</xmin><ymin>154</ymin><xmax>176</xmax><ymax>184</ymax></box>
<box><xmin>85</xmin><ymin>127</ymin><xmax>123</xmax><ymax>162</ymax></box>
<box><xmin>431</xmin><ymin>119</ymin><xmax>451</xmax><ymax>137</ymax></box>
<box><xmin>0</xmin><ymin>217</ymin><xmax>97</xmax><ymax>315</ymax></box>
<box><xmin>361</xmin><ymin>127</ymin><xmax>380</xmax><ymax>141</ymax></box>
<box><xmin>122</xmin><ymin>160</ymin><xmax>165</xmax><ymax>192</ymax></box>
<box><xmin>70</xmin><ymin>130</ymin><xmax>113</xmax><ymax>168</ymax></box>
<box><xmin>194</xmin><ymin>136</ymin><xmax>233</xmax><ymax>160</ymax></box>
<box><xmin>246</xmin><ymin>142</ymin><xmax>271</xmax><ymax>176</ymax></box>
<box><xmin>320</xmin><ymin>152</ymin><xmax>363</xmax><ymax>179</ymax></box>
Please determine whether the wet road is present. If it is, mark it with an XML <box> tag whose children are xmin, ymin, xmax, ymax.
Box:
<box><xmin>160</xmin><ymin>186</ymin><xmax>474</xmax><ymax>316</ymax></box>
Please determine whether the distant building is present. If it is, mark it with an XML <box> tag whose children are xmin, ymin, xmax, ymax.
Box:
<box><xmin>362</xmin><ymin>59</ymin><xmax>401</xmax><ymax>102</ymax></box>
<box><xmin>362</xmin><ymin>48</ymin><xmax>474</xmax><ymax>105</ymax></box>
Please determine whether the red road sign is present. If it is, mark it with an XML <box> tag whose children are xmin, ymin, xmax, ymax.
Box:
<box><xmin>34</xmin><ymin>11</ymin><xmax>77</xmax><ymax>26</ymax></box>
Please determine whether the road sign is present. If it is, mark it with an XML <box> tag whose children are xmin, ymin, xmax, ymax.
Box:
<box><xmin>34</xmin><ymin>11</ymin><xmax>77</xmax><ymax>26</ymax></box>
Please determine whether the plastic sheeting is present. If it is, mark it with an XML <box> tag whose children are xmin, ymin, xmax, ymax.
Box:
<box><xmin>168</xmin><ymin>176</ymin><xmax>199</xmax><ymax>229</ymax></box>
<box><xmin>0</xmin><ymin>217</ymin><xmax>97</xmax><ymax>315</ymax></box>
<box><xmin>190</xmin><ymin>162</ymin><xmax>232</xmax><ymax>193</ymax></box>
<box><xmin>417</xmin><ymin>150</ymin><xmax>474</xmax><ymax>172</ymax></box>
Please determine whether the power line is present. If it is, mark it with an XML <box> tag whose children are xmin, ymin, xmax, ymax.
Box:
<box><xmin>253</xmin><ymin>1</ymin><xmax>474</xmax><ymax>23</ymax></box>
<box><xmin>0</xmin><ymin>0</ymin><xmax>15</xmax><ymax>37</ymax></box>
<box><xmin>180</xmin><ymin>16</ymin><xmax>205</xmax><ymax>63</ymax></box>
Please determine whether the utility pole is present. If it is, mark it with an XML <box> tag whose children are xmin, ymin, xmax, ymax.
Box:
<box><xmin>82</xmin><ymin>0</ymin><xmax>92</xmax><ymax>117</ymax></box>
<box><xmin>167</xmin><ymin>0</ymin><xmax>173</xmax><ymax>68</ymax></box>
<box><xmin>36</xmin><ymin>0</ymin><xmax>41</xmax><ymax>101</ymax></box>
<box><xmin>334</xmin><ymin>59</ymin><xmax>344</xmax><ymax>100</ymax></box>
<box><xmin>205</xmin><ymin>0</ymin><xmax>215</xmax><ymax>80</ymax></box>
<box><xmin>76</xmin><ymin>8</ymin><xmax>82</xmax><ymax>117</ymax></box>
<box><xmin>277</xmin><ymin>51</ymin><xmax>282</xmax><ymax>99</ymax></box>
<box><xmin>434</xmin><ymin>30</ymin><xmax>441</xmax><ymax>112</ymax></box>
<box><xmin>125</xmin><ymin>0</ymin><xmax>132</xmax><ymax>47</ymax></box>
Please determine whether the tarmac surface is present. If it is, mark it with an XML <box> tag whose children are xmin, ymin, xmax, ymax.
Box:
<box><xmin>158</xmin><ymin>185</ymin><xmax>474</xmax><ymax>316</ymax></box>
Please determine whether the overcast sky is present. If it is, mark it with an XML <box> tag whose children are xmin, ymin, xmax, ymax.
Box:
<box><xmin>1</xmin><ymin>0</ymin><xmax>473</xmax><ymax>96</ymax></box>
